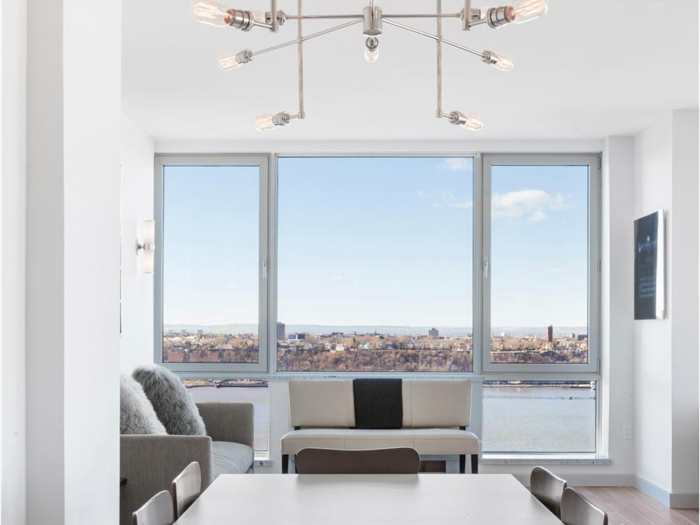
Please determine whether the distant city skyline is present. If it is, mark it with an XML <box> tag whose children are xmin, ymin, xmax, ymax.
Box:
<box><xmin>163</xmin><ymin>158</ymin><xmax>588</xmax><ymax>330</ymax></box>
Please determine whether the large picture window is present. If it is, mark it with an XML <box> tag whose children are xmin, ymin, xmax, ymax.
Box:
<box><xmin>276</xmin><ymin>157</ymin><xmax>474</xmax><ymax>373</ymax></box>
<box><xmin>154</xmin><ymin>153</ymin><xmax>600</xmax><ymax>379</ymax></box>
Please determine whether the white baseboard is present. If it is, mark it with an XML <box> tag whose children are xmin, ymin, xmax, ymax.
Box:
<box><xmin>634</xmin><ymin>475</ymin><xmax>699</xmax><ymax>509</ymax></box>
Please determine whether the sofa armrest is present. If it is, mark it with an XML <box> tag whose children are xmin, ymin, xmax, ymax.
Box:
<box><xmin>196</xmin><ymin>402</ymin><xmax>255</xmax><ymax>448</ymax></box>
<box><xmin>120</xmin><ymin>435</ymin><xmax>212</xmax><ymax>525</ymax></box>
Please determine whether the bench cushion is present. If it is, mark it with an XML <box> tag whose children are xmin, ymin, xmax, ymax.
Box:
<box><xmin>281</xmin><ymin>428</ymin><xmax>479</xmax><ymax>456</ymax></box>
<box><xmin>211</xmin><ymin>441</ymin><xmax>254</xmax><ymax>478</ymax></box>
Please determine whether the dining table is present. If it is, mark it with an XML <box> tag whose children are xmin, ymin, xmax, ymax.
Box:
<box><xmin>174</xmin><ymin>473</ymin><xmax>564</xmax><ymax>524</ymax></box>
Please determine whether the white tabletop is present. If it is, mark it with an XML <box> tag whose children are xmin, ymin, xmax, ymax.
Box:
<box><xmin>175</xmin><ymin>474</ymin><xmax>563</xmax><ymax>525</ymax></box>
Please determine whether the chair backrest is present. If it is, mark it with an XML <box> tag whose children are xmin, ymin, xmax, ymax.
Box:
<box><xmin>172</xmin><ymin>461</ymin><xmax>202</xmax><ymax>519</ymax></box>
<box><xmin>132</xmin><ymin>490</ymin><xmax>174</xmax><ymax>525</ymax></box>
<box><xmin>530</xmin><ymin>466</ymin><xmax>568</xmax><ymax>518</ymax></box>
<box><xmin>561</xmin><ymin>488</ymin><xmax>608</xmax><ymax>525</ymax></box>
<box><xmin>288</xmin><ymin>380</ymin><xmax>471</xmax><ymax>429</ymax></box>
<box><xmin>295</xmin><ymin>447</ymin><xmax>421</xmax><ymax>474</ymax></box>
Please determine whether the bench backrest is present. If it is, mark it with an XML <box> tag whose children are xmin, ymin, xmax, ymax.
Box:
<box><xmin>288</xmin><ymin>380</ymin><xmax>472</xmax><ymax>429</ymax></box>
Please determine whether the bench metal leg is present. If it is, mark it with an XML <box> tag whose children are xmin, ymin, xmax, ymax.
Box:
<box><xmin>282</xmin><ymin>454</ymin><xmax>289</xmax><ymax>474</ymax></box>
<box><xmin>459</xmin><ymin>455</ymin><xmax>466</xmax><ymax>474</ymax></box>
<box><xmin>471</xmin><ymin>454</ymin><xmax>479</xmax><ymax>474</ymax></box>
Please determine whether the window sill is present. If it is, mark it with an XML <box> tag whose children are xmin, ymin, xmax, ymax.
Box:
<box><xmin>254</xmin><ymin>457</ymin><xmax>273</xmax><ymax>467</ymax></box>
<box><xmin>482</xmin><ymin>454</ymin><xmax>611</xmax><ymax>466</ymax></box>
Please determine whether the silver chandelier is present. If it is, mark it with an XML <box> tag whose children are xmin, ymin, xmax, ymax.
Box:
<box><xmin>192</xmin><ymin>0</ymin><xmax>549</xmax><ymax>131</ymax></box>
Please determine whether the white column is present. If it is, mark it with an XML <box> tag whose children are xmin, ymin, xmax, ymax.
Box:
<box><xmin>1</xmin><ymin>0</ymin><xmax>28</xmax><ymax>522</ymax></box>
<box><xmin>26</xmin><ymin>0</ymin><xmax>122</xmax><ymax>522</ymax></box>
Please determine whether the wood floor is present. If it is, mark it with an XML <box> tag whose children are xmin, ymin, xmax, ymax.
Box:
<box><xmin>578</xmin><ymin>487</ymin><xmax>699</xmax><ymax>525</ymax></box>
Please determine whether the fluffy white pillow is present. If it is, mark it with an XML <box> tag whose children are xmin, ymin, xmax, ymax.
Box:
<box><xmin>132</xmin><ymin>365</ymin><xmax>206</xmax><ymax>436</ymax></box>
<box><xmin>120</xmin><ymin>374</ymin><xmax>167</xmax><ymax>435</ymax></box>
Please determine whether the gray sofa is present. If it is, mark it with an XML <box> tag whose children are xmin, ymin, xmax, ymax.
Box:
<box><xmin>120</xmin><ymin>402</ymin><xmax>254</xmax><ymax>525</ymax></box>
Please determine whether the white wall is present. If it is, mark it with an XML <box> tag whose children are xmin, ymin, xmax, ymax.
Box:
<box><xmin>1</xmin><ymin>0</ymin><xmax>28</xmax><ymax>522</ymax></box>
<box><xmin>633</xmin><ymin>110</ymin><xmax>699</xmax><ymax>507</ymax></box>
<box><xmin>25</xmin><ymin>0</ymin><xmax>122</xmax><ymax>523</ymax></box>
<box><xmin>120</xmin><ymin>114</ymin><xmax>156</xmax><ymax>373</ymax></box>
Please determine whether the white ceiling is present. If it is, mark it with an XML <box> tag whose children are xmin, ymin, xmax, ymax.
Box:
<box><xmin>123</xmin><ymin>0</ymin><xmax>699</xmax><ymax>141</ymax></box>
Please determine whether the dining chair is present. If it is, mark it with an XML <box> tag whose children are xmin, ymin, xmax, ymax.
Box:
<box><xmin>132</xmin><ymin>490</ymin><xmax>174</xmax><ymax>525</ymax></box>
<box><xmin>561</xmin><ymin>487</ymin><xmax>609</xmax><ymax>525</ymax></box>
<box><xmin>172</xmin><ymin>461</ymin><xmax>202</xmax><ymax>519</ymax></box>
<box><xmin>295</xmin><ymin>447</ymin><xmax>421</xmax><ymax>474</ymax></box>
<box><xmin>530</xmin><ymin>466</ymin><xmax>568</xmax><ymax>518</ymax></box>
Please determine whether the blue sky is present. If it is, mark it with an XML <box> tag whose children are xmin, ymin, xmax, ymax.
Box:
<box><xmin>163</xmin><ymin>158</ymin><xmax>588</xmax><ymax>330</ymax></box>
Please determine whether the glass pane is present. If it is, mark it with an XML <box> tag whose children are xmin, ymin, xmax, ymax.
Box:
<box><xmin>185</xmin><ymin>379</ymin><xmax>269</xmax><ymax>454</ymax></box>
<box><xmin>162</xmin><ymin>165</ymin><xmax>260</xmax><ymax>364</ymax></box>
<box><xmin>277</xmin><ymin>157</ymin><xmax>474</xmax><ymax>372</ymax></box>
<box><xmin>482</xmin><ymin>380</ymin><xmax>597</xmax><ymax>453</ymax></box>
<box><xmin>489</xmin><ymin>165</ymin><xmax>589</xmax><ymax>365</ymax></box>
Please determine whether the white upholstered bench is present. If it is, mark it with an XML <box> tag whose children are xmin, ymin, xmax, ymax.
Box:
<box><xmin>281</xmin><ymin>379</ymin><xmax>480</xmax><ymax>474</ymax></box>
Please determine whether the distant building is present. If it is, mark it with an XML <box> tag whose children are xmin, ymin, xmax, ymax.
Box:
<box><xmin>577</xmin><ymin>334</ymin><xmax>587</xmax><ymax>342</ymax></box>
<box><xmin>277</xmin><ymin>322</ymin><xmax>286</xmax><ymax>341</ymax></box>
<box><xmin>181</xmin><ymin>329</ymin><xmax>188</xmax><ymax>336</ymax></box>
<box><xmin>197</xmin><ymin>329</ymin><xmax>203</xmax><ymax>337</ymax></box>
<box><xmin>289</xmin><ymin>333</ymin><xmax>307</xmax><ymax>341</ymax></box>
<box><xmin>568</xmin><ymin>333</ymin><xmax>576</xmax><ymax>339</ymax></box>
<box><xmin>547</xmin><ymin>325</ymin><xmax>553</xmax><ymax>343</ymax></box>
<box><xmin>428</xmin><ymin>328</ymin><xmax>439</xmax><ymax>337</ymax></box>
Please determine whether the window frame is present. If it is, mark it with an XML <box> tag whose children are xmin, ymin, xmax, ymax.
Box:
<box><xmin>481</xmin><ymin>154</ymin><xmax>601</xmax><ymax>374</ymax></box>
<box><xmin>153</xmin><ymin>152</ymin><xmax>601</xmax><ymax>378</ymax></box>
<box><xmin>154</xmin><ymin>154</ymin><xmax>270</xmax><ymax>373</ymax></box>
<box><xmin>270</xmin><ymin>153</ymin><xmax>479</xmax><ymax>375</ymax></box>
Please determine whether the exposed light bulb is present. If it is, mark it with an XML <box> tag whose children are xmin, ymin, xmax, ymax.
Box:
<box><xmin>507</xmin><ymin>0</ymin><xmax>548</xmax><ymax>24</ymax></box>
<box><xmin>365</xmin><ymin>37</ymin><xmax>379</xmax><ymax>63</ymax></box>
<box><xmin>482</xmin><ymin>50</ymin><xmax>514</xmax><ymax>72</ymax></box>
<box><xmin>255</xmin><ymin>112</ymin><xmax>291</xmax><ymax>131</ymax></box>
<box><xmin>218</xmin><ymin>49</ymin><xmax>253</xmax><ymax>71</ymax></box>
<box><xmin>192</xmin><ymin>0</ymin><xmax>234</xmax><ymax>27</ymax></box>
<box><xmin>447</xmin><ymin>111</ymin><xmax>483</xmax><ymax>131</ymax></box>
<box><xmin>460</xmin><ymin>115</ymin><xmax>483</xmax><ymax>131</ymax></box>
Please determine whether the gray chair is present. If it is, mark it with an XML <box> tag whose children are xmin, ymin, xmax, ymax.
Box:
<box><xmin>561</xmin><ymin>487</ymin><xmax>609</xmax><ymax>525</ymax></box>
<box><xmin>172</xmin><ymin>461</ymin><xmax>202</xmax><ymax>519</ymax></box>
<box><xmin>121</xmin><ymin>402</ymin><xmax>254</xmax><ymax>525</ymax></box>
<box><xmin>132</xmin><ymin>491</ymin><xmax>173</xmax><ymax>525</ymax></box>
<box><xmin>530</xmin><ymin>466</ymin><xmax>568</xmax><ymax>518</ymax></box>
<box><xmin>295</xmin><ymin>447</ymin><xmax>421</xmax><ymax>474</ymax></box>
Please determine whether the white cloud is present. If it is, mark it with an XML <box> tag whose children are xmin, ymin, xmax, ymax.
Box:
<box><xmin>416</xmin><ymin>190</ymin><xmax>427</xmax><ymax>199</ymax></box>
<box><xmin>441</xmin><ymin>192</ymin><xmax>473</xmax><ymax>209</ymax></box>
<box><xmin>492</xmin><ymin>189</ymin><xmax>567</xmax><ymax>222</ymax></box>
<box><xmin>438</xmin><ymin>158</ymin><xmax>472</xmax><ymax>172</ymax></box>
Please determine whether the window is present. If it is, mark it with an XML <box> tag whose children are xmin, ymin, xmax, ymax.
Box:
<box><xmin>276</xmin><ymin>157</ymin><xmax>474</xmax><ymax>372</ymax></box>
<box><xmin>482</xmin><ymin>155</ymin><xmax>600</xmax><ymax>373</ymax></box>
<box><xmin>155</xmin><ymin>156</ymin><xmax>269</xmax><ymax>372</ymax></box>
<box><xmin>154</xmin><ymin>153</ymin><xmax>600</xmax><ymax>379</ymax></box>
<box><xmin>482</xmin><ymin>380</ymin><xmax>597</xmax><ymax>454</ymax></box>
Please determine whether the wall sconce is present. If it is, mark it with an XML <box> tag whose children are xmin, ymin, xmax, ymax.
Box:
<box><xmin>136</xmin><ymin>220</ymin><xmax>156</xmax><ymax>274</ymax></box>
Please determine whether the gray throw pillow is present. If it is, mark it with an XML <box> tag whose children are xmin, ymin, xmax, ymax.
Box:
<box><xmin>132</xmin><ymin>365</ymin><xmax>206</xmax><ymax>436</ymax></box>
<box><xmin>120</xmin><ymin>374</ymin><xmax>167</xmax><ymax>435</ymax></box>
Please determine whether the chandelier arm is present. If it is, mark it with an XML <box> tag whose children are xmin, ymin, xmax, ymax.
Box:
<box><xmin>285</xmin><ymin>14</ymin><xmax>363</xmax><ymax>20</ymax></box>
<box><xmin>383</xmin><ymin>19</ymin><xmax>485</xmax><ymax>58</ymax></box>
<box><xmin>383</xmin><ymin>13</ymin><xmax>461</xmax><ymax>18</ymax></box>
<box><xmin>437</xmin><ymin>0</ymin><xmax>443</xmax><ymax>118</ymax></box>
<box><xmin>284</xmin><ymin>13</ymin><xmax>461</xmax><ymax>20</ymax></box>
<box><xmin>253</xmin><ymin>20</ymin><xmax>362</xmax><ymax>57</ymax></box>
<box><xmin>270</xmin><ymin>0</ymin><xmax>279</xmax><ymax>31</ymax></box>
<box><xmin>297</xmin><ymin>0</ymin><xmax>305</xmax><ymax>119</ymax></box>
